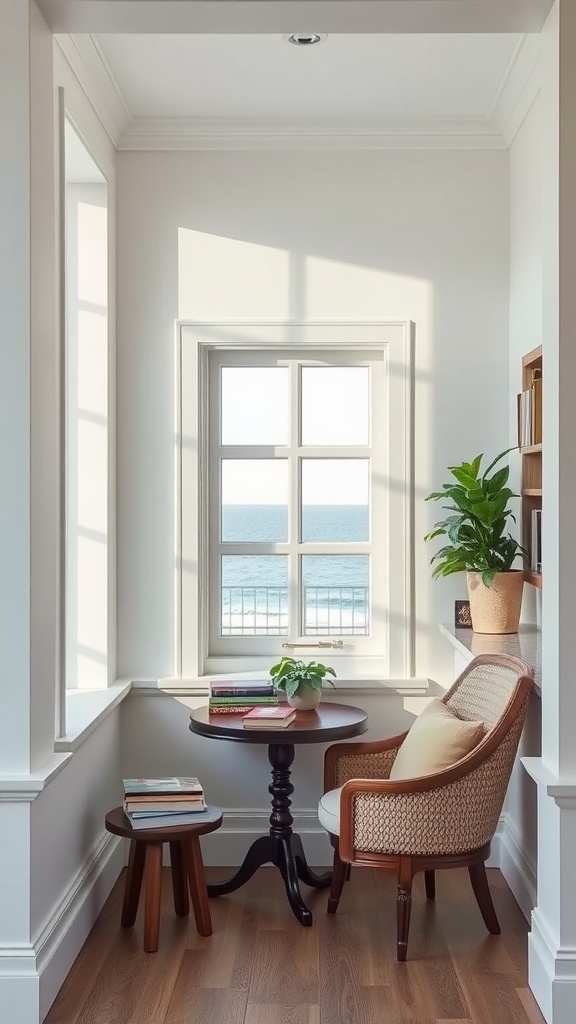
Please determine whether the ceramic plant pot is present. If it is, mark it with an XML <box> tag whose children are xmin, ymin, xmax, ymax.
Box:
<box><xmin>466</xmin><ymin>570</ymin><xmax>524</xmax><ymax>634</ymax></box>
<box><xmin>287</xmin><ymin>689</ymin><xmax>321</xmax><ymax>711</ymax></box>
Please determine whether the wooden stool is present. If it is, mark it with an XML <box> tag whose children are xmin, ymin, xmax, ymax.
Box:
<box><xmin>105</xmin><ymin>806</ymin><xmax>222</xmax><ymax>952</ymax></box>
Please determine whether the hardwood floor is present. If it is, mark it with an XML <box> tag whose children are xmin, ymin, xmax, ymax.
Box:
<box><xmin>45</xmin><ymin>865</ymin><xmax>545</xmax><ymax>1024</ymax></box>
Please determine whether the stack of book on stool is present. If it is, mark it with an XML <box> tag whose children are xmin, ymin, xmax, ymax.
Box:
<box><xmin>208</xmin><ymin>679</ymin><xmax>279</xmax><ymax>715</ymax></box>
<box><xmin>122</xmin><ymin>777</ymin><xmax>215</xmax><ymax>830</ymax></box>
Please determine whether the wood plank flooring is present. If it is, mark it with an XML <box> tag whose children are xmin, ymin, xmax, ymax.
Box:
<box><xmin>45</xmin><ymin>865</ymin><xmax>545</xmax><ymax>1024</ymax></box>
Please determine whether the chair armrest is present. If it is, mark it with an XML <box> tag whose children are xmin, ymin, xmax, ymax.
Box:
<box><xmin>323</xmin><ymin>733</ymin><xmax>408</xmax><ymax>791</ymax></box>
<box><xmin>337</xmin><ymin>738</ymin><xmax>512</xmax><ymax>861</ymax></box>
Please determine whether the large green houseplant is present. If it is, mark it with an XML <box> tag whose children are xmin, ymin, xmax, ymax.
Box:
<box><xmin>269</xmin><ymin>657</ymin><xmax>336</xmax><ymax>711</ymax></box>
<box><xmin>424</xmin><ymin>448</ymin><xmax>528</xmax><ymax>634</ymax></box>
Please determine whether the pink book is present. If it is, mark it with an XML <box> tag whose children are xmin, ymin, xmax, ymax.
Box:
<box><xmin>242</xmin><ymin>705</ymin><xmax>297</xmax><ymax>729</ymax></box>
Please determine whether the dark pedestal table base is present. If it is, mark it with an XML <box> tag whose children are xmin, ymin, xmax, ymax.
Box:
<box><xmin>207</xmin><ymin>742</ymin><xmax>331</xmax><ymax>925</ymax></box>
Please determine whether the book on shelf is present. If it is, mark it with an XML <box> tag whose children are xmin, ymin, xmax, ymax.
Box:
<box><xmin>123</xmin><ymin>806</ymin><xmax>218</xmax><ymax>830</ymax></box>
<box><xmin>517</xmin><ymin>369</ymin><xmax>542</xmax><ymax>448</ymax></box>
<box><xmin>242</xmin><ymin>705</ymin><xmax>297</xmax><ymax>729</ymax></box>
<box><xmin>531</xmin><ymin>372</ymin><xmax>542</xmax><ymax>445</ymax></box>
<box><xmin>531</xmin><ymin>508</ymin><xmax>542</xmax><ymax>573</ymax></box>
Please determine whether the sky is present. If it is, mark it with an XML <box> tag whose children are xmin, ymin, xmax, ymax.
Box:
<box><xmin>221</xmin><ymin>364</ymin><xmax>371</xmax><ymax>505</ymax></box>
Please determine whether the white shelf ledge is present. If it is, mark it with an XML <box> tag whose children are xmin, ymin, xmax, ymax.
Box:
<box><xmin>440</xmin><ymin>622</ymin><xmax>541</xmax><ymax>695</ymax></box>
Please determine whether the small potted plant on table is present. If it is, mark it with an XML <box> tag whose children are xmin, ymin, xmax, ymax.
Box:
<box><xmin>424</xmin><ymin>448</ymin><xmax>528</xmax><ymax>634</ymax></box>
<box><xmin>269</xmin><ymin>657</ymin><xmax>337</xmax><ymax>711</ymax></box>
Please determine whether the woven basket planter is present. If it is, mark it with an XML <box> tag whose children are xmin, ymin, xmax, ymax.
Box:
<box><xmin>466</xmin><ymin>570</ymin><xmax>524</xmax><ymax>634</ymax></box>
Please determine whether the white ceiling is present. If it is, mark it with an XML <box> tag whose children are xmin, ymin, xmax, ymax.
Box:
<box><xmin>38</xmin><ymin>0</ymin><xmax>555</xmax><ymax>36</ymax></box>
<box><xmin>96</xmin><ymin>33</ymin><xmax>522</xmax><ymax>120</ymax></box>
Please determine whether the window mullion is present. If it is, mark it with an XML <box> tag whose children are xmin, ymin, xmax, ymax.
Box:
<box><xmin>288</xmin><ymin>360</ymin><xmax>300</xmax><ymax>639</ymax></box>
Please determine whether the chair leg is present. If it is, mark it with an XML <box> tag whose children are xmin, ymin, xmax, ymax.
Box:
<box><xmin>143</xmin><ymin>843</ymin><xmax>163</xmax><ymax>952</ymax></box>
<box><xmin>170</xmin><ymin>841</ymin><xmax>190</xmax><ymax>917</ymax></box>
<box><xmin>468</xmin><ymin>861</ymin><xmax>500</xmax><ymax>935</ymax></box>
<box><xmin>345</xmin><ymin>863</ymin><xmax>352</xmax><ymax>882</ymax></box>
<box><xmin>183</xmin><ymin>836</ymin><xmax>212</xmax><ymax>937</ymax></box>
<box><xmin>327</xmin><ymin>845</ymin><xmax>348</xmax><ymax>914</ymax></box>
<box><xmin>396</xmin><ymin>859</ymin><xmax>414</xmax><ymax>962</ymax></box>
<box><xmin>121</xmin><ymin>840</ymin><xmax>146</xmax><ymax>928</ymax></box>
<box><xmin>424</xmin><ymin>869</ymin><xmax>435</xmax><ymax>900</ymax></box>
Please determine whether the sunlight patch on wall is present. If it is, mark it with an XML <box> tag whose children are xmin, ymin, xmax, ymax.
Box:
<box><xmin>66</xmin><ymin>188</ymin><xmax>109</xmax><ymax>691</ymax></box>
<box><xmin>178</xmin><ymin>228</ymin><xmax>290</xmax><ymax>320</ymax></box>
<box><xmin>305</xmin><ymin>254</ymin><xmax>431</xmax><ymax>322</ymax></box>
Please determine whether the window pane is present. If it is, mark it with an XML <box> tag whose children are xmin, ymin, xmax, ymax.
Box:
<box><xmin>221</xmin><ymin>555</ymin><xmax>288</xmax><ymax>636</ymax></box>
<box><xmin>301</xmin><ymin>460</ymin><xmax>369</xmax><ymax>542</ymax></box>
<box><xmin>222</xmin><ymin>460</ymin><xmax>288</xmax><ymax>542</ymax></box>
<box><xmin>302</xmin><ymin>555</ymin><xmax>369</xmax><ymax>636</ymax></box>
<box><xmin>221</xmin><ymin>367</ymin><xmax>289</xmax><ymax>445</ymax></box>
<box><xmin>301</xmin><ymin>366</ymin><xmax>369</xmax><ymax>446</ymax></box>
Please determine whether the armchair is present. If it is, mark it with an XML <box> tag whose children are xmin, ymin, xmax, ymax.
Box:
<box><xmin>319</xmin><ymin>654</ymin><xmax>534</xmax><ymax>961</ymax></box>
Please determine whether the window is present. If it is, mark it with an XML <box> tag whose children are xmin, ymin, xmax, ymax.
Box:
<box><xmin>64</xmin><ymin>116</ymin><xmax>110</xmax><ymax>692</ymax></box>
<box><xmin>179</xmin><ymin>322</ymin><xmax>413</xmax><ymax>682</ymax></box>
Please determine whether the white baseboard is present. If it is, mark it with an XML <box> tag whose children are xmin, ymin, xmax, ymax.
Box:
<box><xmin>38</xmin><ymin>830</ymin><xmax>124</xmax><ymax>1020</ymax></box>
<box><xmin>152</xmin><ymin>811</ymin><xmax>536</xmax><ymax>901</ymax></box>
<box><xmin>0</xmin><ymin>830</ymin><xmax>124</xmax><ymax>1024</ymax></box>
<box><xmin>494</xmin><ymin>812</ymin><xmax>537</xmax><ymax>922</ymax></box>
<box><xmin>146</xmin><ymin>809</ymin><xmax>334</xmax><ymax>868</ymax></box>
<box><xmin>528</xmin><ymin>909</ymin><xmax>576</xmax><ymax>1024</ymax></box>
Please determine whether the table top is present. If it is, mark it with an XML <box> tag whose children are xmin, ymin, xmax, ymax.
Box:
<box><xmin>105</xmin><ymin>805</ymin><xmax>223</xmax><ymax>841</ymax></box>
<box><xmin>189</xmin><ymin>701</ymin><xmax>368</xmax><ymax>745</ymax></box>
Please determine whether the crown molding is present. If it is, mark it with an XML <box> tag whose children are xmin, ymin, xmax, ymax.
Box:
<box><xmin>490</xmin><ymin>33</ymin><xmax>542</xmax><ymax>146</ymax></box>
<box><xmin>55</xmin><ymin>34</ymin><xmax>132</xmax><ymax>148</ymax></box>
<box><xmin>56</xmin><ymin>29</ymin><xmax>543</xmax><ymax>154</ymax></box>
<box><xmin>119</xmin><ymin>116</ymin><xmax>507</xmax><ymax>152</ymax></box>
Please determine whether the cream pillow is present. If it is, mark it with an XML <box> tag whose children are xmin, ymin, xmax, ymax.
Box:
<box><xmin>389</xmin><ymin>697</ymin><xmax>485</xmax><ymax>781</ymax></box>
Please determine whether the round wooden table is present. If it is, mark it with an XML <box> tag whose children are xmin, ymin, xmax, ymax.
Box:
<box><xmin>189</xmin><ymin>702</ymin><xmax>368</xmax><ymax>926</ymax></box>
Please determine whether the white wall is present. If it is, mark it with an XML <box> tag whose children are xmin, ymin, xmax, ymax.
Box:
<box><xmin>509</xmin><ymin>97</ymin><xmax>544</xmax><ymax>390</ymax></box>
<box><xmin>115</xmin><ymin>147</ymin><xmax>512</xmax><ymax>873</ymax></box>
<box><xmin>496</xmin><ymin>90</ymin><xmax>546</xmax><ymax>924</ymax></box>
<box><xmin>0</xmin><ymin>15</ymin><xmax>122</xmax><ymax>1021</ymax></box>
<box><xmin>509</xmin><ymin>92</ymin><xmax>544</xmax><ymax>627</ymax></box>
<box><xmin>28</xmin><ymin>42</ymin><xmax>122</xmax><ymax>1022</ymax></box>
<box><xmin>116</xmin><ymin>148</ymin><xmax>511</xmax><ymax>687</ymax></box>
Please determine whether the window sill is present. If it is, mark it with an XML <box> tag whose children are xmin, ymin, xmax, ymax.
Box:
<box><xmin>55</xmin><ymin>681</ymin><xmax>133</xmax><ymax>752</ymax></box>
<box><xmin>146</xmin><ymin>675</ymin><xmax>432</xmax><ymax>696</ymax></box>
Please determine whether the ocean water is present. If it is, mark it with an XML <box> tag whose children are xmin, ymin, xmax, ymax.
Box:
<box><xmin>220</xmin><ymin>505</ymin><xmax>369</xmax><ymax>636</ymax></box>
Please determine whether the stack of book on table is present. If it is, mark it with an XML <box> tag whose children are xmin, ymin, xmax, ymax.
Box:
<box><xmin>208</xmin><ymin>679</ymin><xmax>279</xmax><ymax>715</ymax></box>
<box><xmin>123</xmin><ymin>777</ymin><xmax>214</xmax><ymax>829</ymax></box>
<box><xmin>243</xmin><ymin>705</ymin><xmax>296</xmax><ymax>729</ymax></box>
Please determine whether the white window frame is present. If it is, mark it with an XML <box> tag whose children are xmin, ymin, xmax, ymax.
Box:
<box><xmin>178</xmin><ymin>321</ymin><xmax>414</xmax><ymax>684</ymax></box>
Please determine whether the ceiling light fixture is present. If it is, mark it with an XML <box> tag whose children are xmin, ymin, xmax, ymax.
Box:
<box><xmin>285</xmin><ymin>33</ymin><xmax>327</xmax><ymax>46</ymax></box>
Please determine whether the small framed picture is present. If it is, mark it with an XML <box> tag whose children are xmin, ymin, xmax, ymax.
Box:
<box><xmin>455</xmin><ymin>599</ymin><xmax>472</xmax><ymax>628</ymax></box>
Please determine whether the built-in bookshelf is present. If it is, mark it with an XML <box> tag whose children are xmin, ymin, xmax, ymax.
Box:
<box><xmin>518</xmin><ymin>346</ymin><xmax>542</xmax><ymax>589</ymax></box>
